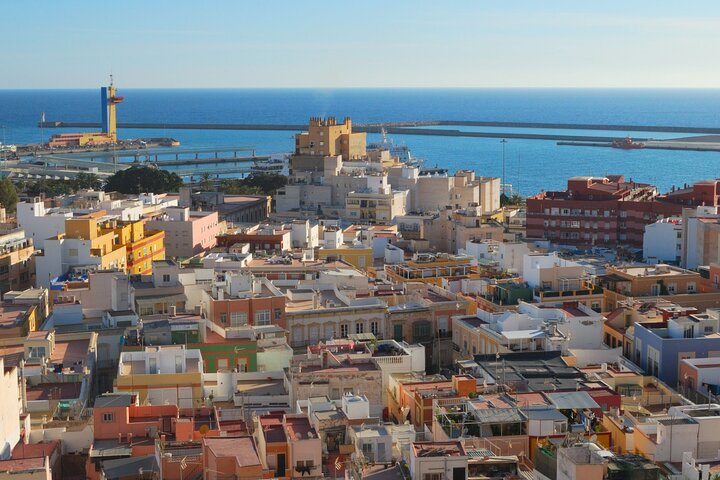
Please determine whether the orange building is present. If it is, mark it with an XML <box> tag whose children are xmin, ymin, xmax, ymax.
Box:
<box><xmin>294</xmin><ymin>117</ymin><xmax>366</xmax><ymax>160</ymax></box>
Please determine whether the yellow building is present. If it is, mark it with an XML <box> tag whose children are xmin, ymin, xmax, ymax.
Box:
<box><xmin>384</xmin><ymin>253</ymin><xmax>480</xmax><ymax>286</ymax></box>
<box><xmin>114</xmin><ymin>347</ymin><xmax>204</xmax><ymax>408</ymax></box>
<box><xmin>63</xmin><ymin>213</ymin><xmax>129</xmax><ymax>270</ymax></box>
<box><xmin>37</xmin><ymin>213</ymin><xmax>164</xmax><ymax>283</ymax></box>
<box><xmin>104</xmin><ymin>219</ymin><xmax>165</xmax><ymax>275</ymax></box>
<box><xmin>318</xmin><ymin>244</ymin><xmax>373</xmax><ymax>271</ymax></box>
<box><xmin>295</xmin><ymin>116</ymin><xmax>366</xmax><ymax>160</ymax></box>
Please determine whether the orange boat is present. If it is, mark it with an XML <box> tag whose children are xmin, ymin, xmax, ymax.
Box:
<box><xmin>612</xmin><ymin>136</ymin><xmax>645</xmax><ymax>149</ymax></box>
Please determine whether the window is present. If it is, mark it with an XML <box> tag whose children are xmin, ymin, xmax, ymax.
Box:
<box><xmin>220</xmin><ymin>313</ymin><xmax>227</xmax><ymax>325</ymax></box>
<box><xmin>102</xmin><ymin>413</ymin><xmax>114</xmax><ymax>423</ymax></box>
<box><xmin>274</xmin><ymin>308</ymin><xmax>282</xmax><ymax>320</ymax></box>
<box><xmin>704</xmin><ymin>325</ymin><xmax>715</xmax><ymax>334</ymax></box>
<box><xmin>687</xmin><ymin>282</ymin><xmax>696</xmax><ymax>293</ymax></box>
<box><xmin>340</xmin><ymin>324</ymin><xmax>349</xmax><ymax>337</ymax></box>
<box><xmin>296</xmin><ymin>460</ymin><xmax>314</xmax><ymax>473</ymax></box>
<box><xmin>149</xmin><ymin>357</ymin><xmax>157</xmax><ymax>374</ymax></box>
<box><xmin>647</xmin><ymin>346</ymin><xmax>660</xmax><ymax>377</ymax></box>
<box><xmin>163</xmin><ymin>274</ymin><xmax>170</xmax><ymax>283</ymax></box>
<box><xmin>356</xmin><ymin>323</ymin><xmax>365</xmax><ymax>334</ymax></box>
<box><xmin>371</xmin><ymin>321</ymin><xmax>379</xmax><ymax>335</ymax></box>
<box><xmin>217</xmin><ymin>358</ymin><xmax>229</xmax><ymax>370</ymax></box>
<box><xmin>412</xmin><ymin>321</ymin><xmax>432</xmax><ymax>341</ymax></box>
<box><xmin>230</xmin><ymin>312</ymin><xmax>247</xmax><ymax>327</ymax></box>
<box><xmin>175</xmin><ymin>355</ymin><xmax>183</xmax><ymax>373</ymax></box>
<box><xmin>255</xmin><ymin>310</ymin><xmax>271</xmax><ymax>325</ymax></box>
<box><xmin>28</xmin><ymin>346</ymin><xmax>46</xmax><ymax>358</ymax></box>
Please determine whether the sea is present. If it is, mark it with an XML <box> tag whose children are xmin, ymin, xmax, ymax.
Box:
<box><xmin>2</xmin><ymin>88</ymin><xmax>720</xmax><ymax>196</ymax></box>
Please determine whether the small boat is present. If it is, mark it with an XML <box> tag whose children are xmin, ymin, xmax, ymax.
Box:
<box><xmin>612</xmin><ymin>137</ymin><xmax>645</xmax><ymax>149</ymax></box>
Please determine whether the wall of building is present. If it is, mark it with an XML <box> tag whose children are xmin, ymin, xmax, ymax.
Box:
<box><xmin>0</xmin><ymin>360</ymin><xmax>19</xmax><ymax>460</ymax></box>
<box><xmin>643</xmin><ymin>218</ymin><xmax>682</xmax><ymax>264</ymax></box>
<box><xmin>16</xmin><ymin>202</ymin><xmax>71</xmax><ymax>250</ymax></box>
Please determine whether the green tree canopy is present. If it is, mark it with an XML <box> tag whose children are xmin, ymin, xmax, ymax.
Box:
<box><xmin>104</xmin><ymin>166</ymin><xmax>183</xmax><ymax>194</ymax></box>
<box><xmin>500</xmin><ymin>192</ymin><xmax>524</xmax><ymax>207</ymax></box>
<box><xmin>217</xmin><ymin>173</ymin><xmax>287</xmax><ymax>195</ymax></box>
<box><xmin>0</xmin><ymin>177</ymin><xmax>18</xmax><ymax>213</ymax></box>
<box><xmin>73</xmin><ymin>172</ymin><xmax>103</xmax><ymax>191</ymax></box>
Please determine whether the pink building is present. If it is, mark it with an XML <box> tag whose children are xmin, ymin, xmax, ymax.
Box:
<box><xmin>284</xmin><ymin>415</ymin><xmax>323</xmax><ymax>479</ymax></box>
<box><xmin>203</xmin><ymin>436</ymin><xmax>266</xmax><ymax>480</ymax></box>
<box><xmin>146</xmin><ymin>207</ymin><xmax>220</xmax><ymax>258</ymax></box>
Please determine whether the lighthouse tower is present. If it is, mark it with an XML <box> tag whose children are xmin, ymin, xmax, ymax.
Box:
<box><xmin>100</xmin><ymin>75</ymin><xmax>124</xmax><ymax>143</ymax></box>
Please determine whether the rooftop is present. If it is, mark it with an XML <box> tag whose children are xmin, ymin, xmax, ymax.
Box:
<box><xmin>285</xmin><ymin>416</ymin><xmax>318</xmax><ymax>442</ymax></box>
<box><xmin>204</xmin><ymin>436</ymin><xmax>261</xmax><ymax>467</ymax></box>
<box><xmin>412</xmin><ymin>441</ymin><xmax>466</xmax><ymax>458</ymax></box>
<box><xmin>0</xmin><ymin>458</ymin><xmax>45</xmax><ymax>473</ymax></box>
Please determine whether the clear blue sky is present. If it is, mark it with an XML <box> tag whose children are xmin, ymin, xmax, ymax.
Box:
<box><xmin>5</xmin><ymin>1</ymin><xmax>720</xmax><ymax>88</ymax></box>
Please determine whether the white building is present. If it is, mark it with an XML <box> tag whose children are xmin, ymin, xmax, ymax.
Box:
<box><xmin>643</xmin><ymin>217</ymin><xmax>682</xmax><ymax>264</ymax></box>
<box><xmin>522</xmin><ymin>252</ymin><xmax>585</xmax><ymax>291</ymax></box>
<box><xmin>409</xmin><ymin>442</ymin><xmax>468</xmax><ymax>480</ymax></box>
<box><xmin>0</xmin><ymin>358</ymin><xmax>20</xmax><ymax>460</ymax></box>
<box><xmin>349</xmin><ymin>424</ymin><xmax>393</xmax><ymax>463</ymax></box>
<box><xmin>290</xmin><ymin>220</ymin><xmax>319</xmax><ymax>249</ymax></box>
<box><xmin>464</xmin><ymin>239</ymin><xmax>530</xmax><ymax>274</ymax></box>
<box><xmin>16</xmin><ymin>199</ymin><xmax>72</xmax><ymax>250</ymax></box>
<box><xmin>384</xmin><ymin>244</ymin><xmax>405</xmax><ymax>264</ymax></box>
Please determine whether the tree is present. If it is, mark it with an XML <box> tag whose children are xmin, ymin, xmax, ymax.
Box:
<box><xmin>218</xmin><ymin>173</ymin><xmax>287</xmax><ymax>196</ymax></box>
<box><xmin>73</xmin><ymin>172</ymin><xmax>103</xmax><ymax>191</ymax></box>
<box><xmin>198</xmin><ymin>173</ymin><xmax>214</xmax><ymax>192</ymax></box>
<box><xmin>501</xmin><ymin>192</ymin><xmax>524</xmax><ymax>207</ymax></box>
<box><xmin>0</xmin><ymin>177</ymin><xmax>18</xmax><ymax>213</ymax></box>
<box><xmin>242</xmin><ymin>173</ymin><xmax>287</xmax><ymax>194</ymax></box>
<box><xmin>104</xmin><ymin>166</ymin><xmax>183</xmax><ymax>194</ymax></box>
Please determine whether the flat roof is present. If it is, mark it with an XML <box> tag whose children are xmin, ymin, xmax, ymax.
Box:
<box><xmin>285</xmin><ymin>416</ymin><xmax>317</xmax><ymax>441</ymax></box>
<box><xmin>545</xmin><ymin>391</ymin><xmax>601</xmax><ymax>410</ymax></box>
<box><xmin>26</xmin><ymin>382</ymin><xmax>83</xmax><ymax>401</ymax></box>
<box><xmin>0</xmin><ymin>305</ymin><xmax>28</xmax><ymax>328</ymax></box>
<box><xmin>95</xmin><ymin>393</ymin><xmax>136</xmax><ymax>408</ymax></box>
<box><xmin>204</xmin><ymin>437</ymin><xmax>261</xmax><ymax>467</ymax></box>
<box><xmin>0</xmin><ymin>458</ymin><xmax>45</xmax><ymax>473</ymax></box>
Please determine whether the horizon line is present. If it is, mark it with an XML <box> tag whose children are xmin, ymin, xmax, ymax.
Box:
<box><xmin>4</xmin><ymin>86</ymin><xmax>720</xmax><ymax>91</ymax></box>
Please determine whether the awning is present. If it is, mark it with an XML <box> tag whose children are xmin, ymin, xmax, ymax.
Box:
<box><xmin>544</xmin><ymin>391</ymin><xmax>600</xmax><ymax>410</ymax></box>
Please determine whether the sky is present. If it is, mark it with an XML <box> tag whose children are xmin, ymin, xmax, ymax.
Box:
<box><xmin>4</xmin><ymin>1</ymin><xmax>720</xmax><ymax>89</ymax></box>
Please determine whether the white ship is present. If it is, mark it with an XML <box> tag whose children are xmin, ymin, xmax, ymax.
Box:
<box><xmin>367</xmin><ymin>128</ymin><xmax>423</xmax><ymax>167</ymax></box>
<box><xmin>251</xmin><ymin>153</ymin><xmax>290</xmax><ymax>176</ymax></box>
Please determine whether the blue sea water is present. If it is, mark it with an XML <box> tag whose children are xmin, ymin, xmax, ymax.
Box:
<box><xmin>2</xmin><ymin>88</ymin><xmax>720</xmax><ymax>196</ymax></box>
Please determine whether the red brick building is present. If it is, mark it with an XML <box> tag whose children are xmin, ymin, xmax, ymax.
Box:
<box><xmin>526</xmin><ymin>176</ymin><xmax>720</xmax><ymax>249</ymax></box>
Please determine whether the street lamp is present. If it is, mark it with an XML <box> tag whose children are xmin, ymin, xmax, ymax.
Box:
<box><xmin>500</xmin><ymin>139</ymin><xmax>508</xmax><ymax>196</ymax></box>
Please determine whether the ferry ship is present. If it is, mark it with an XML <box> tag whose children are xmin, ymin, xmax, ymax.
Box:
<box><xmin>367</xmin><ymin>128</ymin><xmax>423</xmax><ymax>167</ymax></box>
<box><xmin>250</xmin><ymin>153</ymin><xmax>290</xmax><ymax>176</ymax></box>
